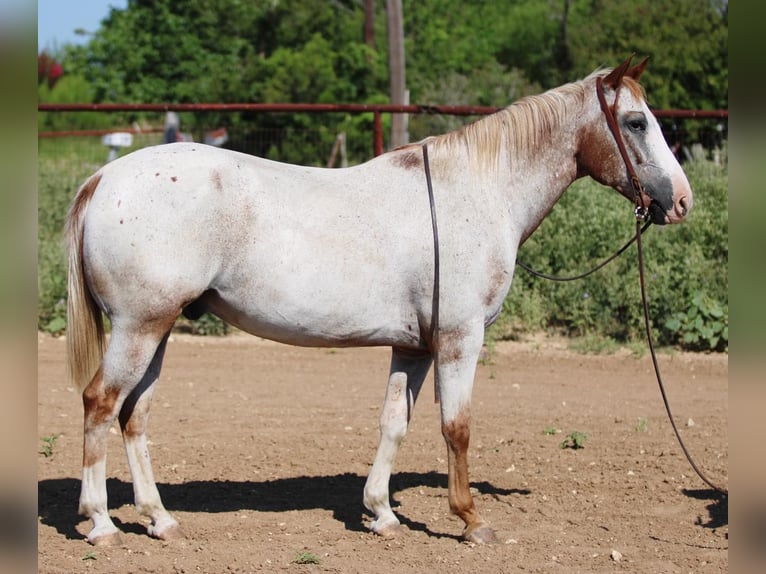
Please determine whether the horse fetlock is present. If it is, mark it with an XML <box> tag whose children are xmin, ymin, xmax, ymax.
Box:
<box><xmin>78</xmin><ymin>498</ymin><xmax>107</xmax><ymax>519</ymax></box>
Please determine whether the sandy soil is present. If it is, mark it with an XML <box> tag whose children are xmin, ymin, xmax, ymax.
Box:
<box><xmin>38</xmin><ymin>332</ymin><xmax>727</xmax><ymax>573</ymax></box>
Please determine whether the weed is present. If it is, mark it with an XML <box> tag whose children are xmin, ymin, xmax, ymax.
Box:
<box><xmin>560</xmin><ymin>430</ymin><xmax>587</xmax><ymax>449</ymax></box>
<box><xmin>542</xmin><ymin>425</ymin><xmax>559</xmax><ymax>435</ymax></box>
<box><xmin>294</xmin><ymin>550</ymin><xmax>321</xmax><ymax>565</ymax></box>
<box><xmin>635</xmin><ymin>416</ymin><xmax>648</xmax><ymax>433</ymax></box>
<box><xmin>82</xmin><ymin>551</ymin><xmax>97</xmax><ymax>561</ymax></box>
<box><xmin>39</xmin><ymin>434</ymin><xmax>59</xmax><ymax>457</ymax></box>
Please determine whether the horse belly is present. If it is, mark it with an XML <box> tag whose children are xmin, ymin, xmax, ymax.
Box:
<box><xmin>204</xmin><ymin>279</ymin><xmax>425</xmax><ymax>349</ymax></box>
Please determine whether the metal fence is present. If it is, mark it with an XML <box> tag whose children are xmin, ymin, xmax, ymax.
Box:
<box><xmin>38</xmin><ymin>103</ymin><xmax>728</xmax><ymax>177</ymax></box>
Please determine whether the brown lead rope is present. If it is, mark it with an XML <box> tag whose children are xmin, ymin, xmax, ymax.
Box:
<box><xmin>598</xmin><ymin>72</ymin><xmax>726</xmax><ymax>495</ymax></box>
<box><xmin>518</xmin><ymin>215</ymin><xmax>728</xmax><ymax>495</ymax></box>
<box><xmin>520</xmin><ymin>73</ymin><xmax>726</xmax><ymax>495</ymax></box>
<box><xmin>634</xmin><ymin>215</ymin><xmax>728</xmax><ymax>495</ymax></box>
<box><xmin>516</xmin><ymin>220</ymin><xmax>651</xmax><ymax>281</ymax></box>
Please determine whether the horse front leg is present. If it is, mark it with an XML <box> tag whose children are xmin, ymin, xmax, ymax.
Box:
<box><xmin>118</xmin><ymin>334</ymin><xmax>182</xmax><ymax>541</ymax></box>
<box><xmin>437</xmin><ymin>327</ymin><xmax>498</xmax><ymax>544</ymax></box>
<box><xmin>363</xmin><ymin>348</ymin><xmax>432</xmax><ymax>537</ymax></box>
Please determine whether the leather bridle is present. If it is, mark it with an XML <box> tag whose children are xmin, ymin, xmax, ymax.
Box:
<box><xmin>595</xmin><ymin>75</ymin><xmax>652</xmax><ymax>221</ymax></box>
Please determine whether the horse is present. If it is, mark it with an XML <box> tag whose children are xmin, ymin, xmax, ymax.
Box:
<box><xmin>65</xmin><ymin>57</ymin><xmax>692</xmax><ymax>546</ymax></box>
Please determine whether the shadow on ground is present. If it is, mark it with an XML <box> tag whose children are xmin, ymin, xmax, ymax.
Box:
<box><xmin>38</xmin><ymin>471</ymin><xmax>527</xmax><ymax>541</ymax></box>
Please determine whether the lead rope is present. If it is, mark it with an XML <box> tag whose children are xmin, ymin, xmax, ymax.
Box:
<box><xmin>516</xmin><ymin>220</ymin><xmax>651</xmax><ymax>282</ymax></box>
<box><xmin>634</xmin><ymin>213</ymin><xmax>728</xmax><ymax>495</ymax></box>
<box><xmin>597</xmin><ymin>74</ymin><xmax>726</xmax><ymax>495</ymax></box>
<box><xmin>518</xmin><ymin>215</ymin><xmax>727</xmax><ymax>495</ymax></box>
<box><xmin>422</xmin><ymin>143</ymin><xmax>441</xmax><ymax>403</ymax></box>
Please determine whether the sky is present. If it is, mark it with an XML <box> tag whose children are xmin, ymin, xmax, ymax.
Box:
<box><xmin>38</xmin><ymin>0</ymin><xmax>128</xmax><ymax>52</ymax></box>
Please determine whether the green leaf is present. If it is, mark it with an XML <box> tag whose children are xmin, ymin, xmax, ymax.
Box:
<box><xmin>44</xmin><ymin>316</ymin><xmax>67</xmax><ymax>335</ymax></box>
<box><xmin>665</xmin><ymin>317</ymin><xmax>682</xmax><ymax>331</ymax></box>
<box><xmin>707</xmin><ymin>304</ymin><xmax>724</xmax><ymax>318</ymax></box>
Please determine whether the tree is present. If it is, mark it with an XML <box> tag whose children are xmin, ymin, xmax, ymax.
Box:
<box><xmin>49</xmin><ymin>0</ymin><xmax>727</xmax><ymax>160</ymax></box>
<box><xmin>565</xmin><ymin>0</ymin><xmax>728</xmax><ymax>110</ymax></box>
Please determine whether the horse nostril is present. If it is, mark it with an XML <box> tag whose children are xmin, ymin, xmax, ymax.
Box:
<box><xmin>678</xmin><ymin>196</ymin><xmax>688</xmax><ymax>217</ymax></box>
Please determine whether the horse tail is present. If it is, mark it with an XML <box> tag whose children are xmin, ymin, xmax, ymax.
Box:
<box><xmin>66</xmin><ymin>172</ymin><xmax>106</xmax><ymax>392</ymax></box>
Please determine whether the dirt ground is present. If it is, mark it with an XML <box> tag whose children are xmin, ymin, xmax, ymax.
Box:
<box><xmin>37</xmin><ymin>331</ymin><xmax>728</xmax><ymax>573</ymax></box>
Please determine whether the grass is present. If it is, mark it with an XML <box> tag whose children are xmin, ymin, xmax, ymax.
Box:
<box><xmin>293</xmin><ymin>550</ymin><xmax>321</xmax><ymax>565</ymax></box>
<box><xmin>560</xmin><ymin>430</ymin><xmax>588</xmax><ymax>450</ymax></box>
<box><xmin>39</xmin><ymin>434</ymin><xmax>59</xmax><ymax>458</ymax></box>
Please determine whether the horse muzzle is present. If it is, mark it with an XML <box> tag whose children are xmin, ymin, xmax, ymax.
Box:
<box><xmin>641</xmin><ymin>172</ymin><xmax>693</xmax><ymax>225</ymax></box>
<box><xmin>646</xmin><ymin>194</ymin><xmax>691</xmax><ymax>225</ymax></box>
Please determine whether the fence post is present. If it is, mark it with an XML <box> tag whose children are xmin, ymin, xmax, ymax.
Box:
<box><xmin>373</xmin><ymin>111</ymin><xmax>383</xmax><ymax>156</ymax></box>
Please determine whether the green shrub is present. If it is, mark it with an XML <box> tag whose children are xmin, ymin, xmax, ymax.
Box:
<box><xmin>495</xmin><ymin>155</ymin><xmax>728</xmax><ymax>352</ymax></box>
<box><xmin>37</xmin><ymin>141</ymin><xmax>100</xmax><ymax>335</ymax></box>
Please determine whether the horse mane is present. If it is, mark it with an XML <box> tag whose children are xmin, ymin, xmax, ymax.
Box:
<box><xmin>430</xmin><ymin>68</ymin><xmax>645</xmax><ymax>174</ymax></box>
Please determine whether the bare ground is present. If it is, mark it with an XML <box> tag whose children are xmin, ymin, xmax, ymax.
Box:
<box><xmin>38</xmin><ymin>332</ymin><xmax>728</xmax><ymax>573</ymax></box>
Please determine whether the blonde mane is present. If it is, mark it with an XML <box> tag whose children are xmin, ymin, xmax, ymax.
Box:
<box><xmin>430</xmin><ymin>69</ymin><xmax>645</xmax><ymax>174</ymax></box>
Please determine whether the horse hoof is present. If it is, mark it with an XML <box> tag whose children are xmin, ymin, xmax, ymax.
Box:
<box><xmin>370</xmin><ymin>517</ymin><xmax>402</xmax><ymax>538</ymax></box>
<box><xmin>88</xmin><ymin>531</ymin><xmax>123</xmax><ymax>546</ymax></box>
<box><xmin>149</xmin><ymin>523</ymin><xmax>184</xmax><ymax>541</ymax></box>
<box><xmin>373</xmin><ymin>522</ymin><xmax>402</xmax><ymax>538</ymax></box>
<box><xmin>159</xmin><ymin>525</ymin><xmax>185</xmax><ymax>541</ymax></box>
<box><xmin>463</xmin><ymin>524</ymin><xmax>498</xmax><ymax>545</ymax></box>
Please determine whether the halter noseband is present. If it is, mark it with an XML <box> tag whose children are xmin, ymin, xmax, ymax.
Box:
<box><xmin>595</xmin><ymin>76</ymin><xmax>651</xmax><ymax>221</ymax></box>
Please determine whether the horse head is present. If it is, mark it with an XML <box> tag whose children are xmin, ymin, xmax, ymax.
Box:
<box><xmin>577</xmin><ymin>56</ymin><xmax>693</xmax><ymax>225</ymax></box>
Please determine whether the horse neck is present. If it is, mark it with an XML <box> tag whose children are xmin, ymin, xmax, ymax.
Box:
<box><xmin>505</xmin><ymin>113</ymin><xmax>586</xmax><ymax>243</ymax></box>
<box><xmin>433</xmin><ymin>84</ymin><xmax>600</xmax><ymax>243</ymax></box>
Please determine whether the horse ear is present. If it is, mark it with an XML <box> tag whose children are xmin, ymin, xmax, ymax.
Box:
<box><xmin>603</xmin><ymin>54</ymin><xmax>635</xmax><ymax>89</ymax></box>
<box><xmin>627</xmin><ymin>56</ymin><xmax>650</xmax><ymax>81</ymax></box>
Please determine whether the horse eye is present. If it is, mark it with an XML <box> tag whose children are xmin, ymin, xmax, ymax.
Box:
<box><xmin>627</xmin><ymin>118</ymin><xmax>647</xmax><ymax>132</ymax></box>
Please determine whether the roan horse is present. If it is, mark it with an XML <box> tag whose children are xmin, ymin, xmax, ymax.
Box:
<box><xmin>66</xmin><ymin>57</ymin><xmax>692</xmax><ymax>545</ymax></box>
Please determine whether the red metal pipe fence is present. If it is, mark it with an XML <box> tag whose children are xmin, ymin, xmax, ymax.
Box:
<box><xmin>38</xmin><ymin>102</ymin><xmax>728</xmax><ymax>158</ymax></box>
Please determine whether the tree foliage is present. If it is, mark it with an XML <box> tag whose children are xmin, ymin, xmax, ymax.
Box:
<box><xmin>40</xmin><ymin>0</ymin><xmax>727</xmax><ymax>162</ymax></box>
<box><xmin>564</xmin><ymin>0</ymin><xmax>728</xmax><ymax>111</ymax></box>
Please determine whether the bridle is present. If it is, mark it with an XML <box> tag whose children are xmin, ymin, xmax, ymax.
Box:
<box><xmin>421</xmin><ymin>73</ymin><xmax>728</xmax><ymax>496</ymax></box>
<box><xmin>595</xmin><ymin>75</ymin><xmax>652</xmax><ymax>220</ymax></box>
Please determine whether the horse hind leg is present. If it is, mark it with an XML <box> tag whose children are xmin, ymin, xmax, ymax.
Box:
<box><xmin>79</xmin><ymin>363</ymin><xmax>122</xmax><ymax>546</ymax></box>
<box><xmin>118</xmin><ymin>333</ymin><xmax>182</xmax><ymax>541</ymax></box>
<box><xmin>363</xmin><ymin>348</ymin><xmax>432</xmax><ymax>537</ymax></box>
<box><xmin>79</xmin><ymin>319</ymin><xmax>175</xmax><ymax>545</ymax></box>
